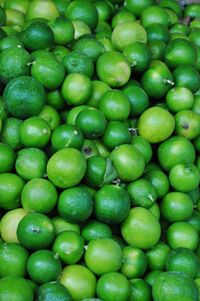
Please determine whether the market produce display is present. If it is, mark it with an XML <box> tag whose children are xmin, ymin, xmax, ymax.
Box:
<box><xmin>0</xmin><ymin>0</ymin><xmax>200</xmax><ymax>300</ymax></box>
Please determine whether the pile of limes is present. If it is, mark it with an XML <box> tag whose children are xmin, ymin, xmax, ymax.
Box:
<box><xmin>0</xmin><ymin>0</ymin><xmax>200</xmax><ymax>300</ymax></box>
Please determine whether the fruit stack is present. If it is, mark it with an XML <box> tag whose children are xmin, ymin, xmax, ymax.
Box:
<box><xmin>0</xmin><ymin>0</ymin><xmax>200</xmax><ymax>300</ymax></box>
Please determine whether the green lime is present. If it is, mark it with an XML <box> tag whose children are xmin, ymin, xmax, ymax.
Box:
<box><xmin>96</xmin><ymin>51</ymin><xmax>131</xmax><ymax>88</ymax></box>
<box><xmin>26</xmin><ymin>0</ymin><xmax>59</xmax><ymax>21</ymax></box>
<box><xmin>27</xmin><ymin>250</ymin><xmax>62</xmax><ymax>284</ymax></box>
<box><xmin>110</xmin><ymin>144</ymin><xmax>145</xmax><ymax>182</ymax></box>
<box><xmin>153</xmin><ymin>272</ymin><xmax>198</xmax><ymax>301</ymax></box>
<box><xmin>167</xmin><ymin>222</ymin><xmax>199</xmax><ymax>250</ymax></box>
<box><xmin>15</xmin><ymin>147</ymin><xmax>48</xmax><ymax>181</ymax></box>
<box><xmin>188</xmin><ymin>210</ymin><xmax>200</xmax><ymax>234</ymax></box>
<box><xmin>173</xmin><ymin>65</ymin><xmax>200</xmax><ymax>93</ymax></box>
<box><xmin>59</xmin><ymin>265</ymin><xmax>96</xmax><ymax>301</ymax></box>
<box><xmin>58</xmin><ymin>186</ymin><xmax>93</xmax><ymax>223</ymax></box>
<box><xmin>169</xmin><ymin>163</ymin><xmax>200</xmax><ymax>192</ymax></box>
<box><xmin>17</xmin><ymin>212</ymin><xmax>55</xmax><ymax>250</ymax></box>
<box><xmin>52</xmin><ymin>216</ymin><xmax>80</xmax><ymax>235</ymax></box>
<box><xmin>72</xmin><ymin>20</ymin><xmax>91</xmax><ymax>40</ymax></box>
<box><xmin>51</xmin><ymin>124</ymin><xmax>83</xmax><ymax>151</ymax></box>
<box><xmin>19</xmin><ymin>116</ymin><xmax>51</xmax><ymax>148</ymax></box>
<box><xmin>137</xmin><ymin>106</ymin><xmax>175</xmax><ymax>143</ymax></box>
<box><xmin>0</xmin><ymin>5</ymin><xmax>6</xmax><ymax>25</ymax></box>
<box><xmin>166</xmin><ymin>87</ymin><xmax>194</xmax><ymax>112</ymax></box>
<box><xmin>145</xmin><ymin>271</ymin><xmax>162</xmax><ymax>286</ymax></box>
<box><xmin>0</xmin><ymin>36</ymin><xmax>22</xmax><ymax>51</ymax></box>
<box><xmin>49</xmin><ymin>16</ymin><xmax>74</xmax><ymax>45</ymax></box>
<box><xmin>131</xmin><ymin>136</ymin><xmax>152</xmax><ymax>164</ymax></box>
<box><xmin>0</xmin><ymin>173</ymin><xmax>24</xmax><ymax>210</ymax></box>
<box><xmin>94</xmin><ymin>184</ymin><xmax>130</xmax><ymax>224</ymax></box>
<box><xmin>123</xmin><ymin>85</ymin><xmax>149</xmax><ymax>117</ymax></box>
<box><xmin>3</xmin><ymin>75</ymin><xmax>45</xmax><ymax>119</ymax></box>
<box><xmin>121</xmin><ymin>246</ymin><xmax>148</xmax><ymax>279</ymax></box>
<box><xmin>73</xmin><ymin>37</ymin><xmax>105</xmax><ymax>63</ymax></box>
<box><xmin>85</xmin><ymin>238</ymin><xmax>122</xmax><ymax>275</ymax></box>
<box><xmin>97</xmin><ymin>272</ymin><xmax>131</xmax><ymax>301</ymax></box>
<box><xmin>184</xmin><ymin>3</ymin><xmax>200</xmax><ymax>19</ymax></box>
<box><xmin>149</xmin><ymin>40</ymin><xmax>166</xmax><ymax>60</ymax></box>
<box><xmin>99</xmin><ymin>90</ymin><xmax>130</xmax><ymax>122</ymax></box>
<box><xmin>21</xmin><ymin>178</ymin><xmax>58</xmax><ymax>214</ymax></box>
<box><xmin>47</xmin><ymin>148</ymin><xmax>86</xmax><ymax>189</ymax></box>
<box><xmin>147</xmin><ymin>23</ymin><xmax>170</xmax><ymax>42</ymax></box>
<box><xmin>37</xmin><ymin>281</ymin><xmax>72</xmax><ymax>301</ymax></box>
<box><xmin>81</xmin><ymin>219</ymin><xmax>112</xmax><ymax>242</ymax></box>
<box><xmin>141</xmin><ymin>61</ymin><xmax>174</xmax><ymax>98</ymax></box>
<box><xmin>38</xmin><ymin>104</ymin><xmax>61</xmax><ymax>131</ymax></box>
<box><xmin>102</xmin><ymin>121</ymin><xmax>131</xmax><ymax>150</ymax></box>
<box><xmin>0</xmin><ymin>276</ymin><xmax>33</xmax><ymax>301</ymax></box>
<box><xmin>111</xmin><ymin>9</ymin><xmax>135</xmax><ymax>29</ymax></box>
<box><xmin>62</xmin><ymin>51</ymin><xmax>94</xmax><ymax>78</ymax></box>
<box><xmin>22</xmin><ymin>21</ymin><xmax>54</xmax><ymax>50</ymax></box>
<box><xmin>0</xmin><ymin>208</ymin><xmax>27</xmax><ymax>243</ymax></box>
<box><xmin>0</xmin><ymin>142</ymin><xmax>16</xmax><ymax>173</ymax></box>
<box><xmin>121</xmin><ymin>207</ymin><xmax>161</xmax><ymax>250</ymax></box>
<box><xmin>141</xmin><ymin>5</ymin><xmax>170</xmax><ymax>28</ymax></box>
<box><xmin>160</xmin><ymin>192</ymin><xmax>193</xmax><ymax>222</ymax></box>
<box><xmin>158</xmin><ymin>135</ymin><xmax>195</xmax><ymax>171</ymax></box>
<box><xmin>111</xmin><ymin>21</ymin><xmax>147</xmax><ymax>51</ymax></box>
<box><xmin>175</xmin><ymin>110</ymin><xmax>200</xmax><ymax>140</ymax></box>
<box><xmin>61</xmin><ymin>73</ymin><xmax>92</xmax><ymax>105</ymax></box>
<box><xmin>129</xmin><ymin>279</ymin><xmax>151</xmax><ymax>301</ymax></box>
<box><xmin>164</xmin><ymin>38</ymin><xmax>197</xmax><ymax>69</ymax></box>
<box><xmin>81</xmin><ymin>139</ymin><xmax>100</xmax><ymax>159</ymax></box>
<box><xmin>165</xmin><ymin>248</ymin><xmax>199</xmax><ymax>278</ymax></box>
<box><xmin>46</xmin><ymin>89</ymin><xmax>65</xmax><ymax>111</ymax></box>
<box><xmin>31</xmin><ymin>57</ymin><xmax>65</xmax><ymax>90</ymax></box>
<box><xmin>5</xmin><ymin>8</ymin><xmax>25</xmax><ymax>27</ymax></box>
<box><xmin>52</xmin><ymin>230</ymin><xmax>84</xmax><ymax>264</ymax></box>
<box><xmin>127</xmin><ymin>178</ymin><xmax>157</xmax><ymax>208</ymax></box>
<box><xmin>31</xmin><ymin>48</ymin><xmax>56</xmax><ymax>60</ymax></box>
<box><xmin>123</xmin><ymin>42</ymin><xmax>152</xmax><ymax>73</ymax></box>
<box><xmin>0</xmin><ymin>243</ymin><xmax>29</xmax><ymax>277</ymax></box>
<box><xmin>146</xmin><ymin>241</ymin><xmax>170</xmax><ymax>271</ymax></box>
<box><xmin>0</xmin><ymin>46</ymin><xmax>31</xmax><ymax>84</ymax></box>
<box><xmin>94</xmin><ymin>0</ymin><xmax>113</xmax><ymax>22</ymax></box>
<box><xmin>52</xmin><ymin>45</ymin><xmax>69</xmax><ymax>62</ymax></box>
<box><xmin>125</xmin><ymin>0</ymin><xmax>154</xmax><ymax>16</ymax></box>
<box><xmin>0</xmin><ymin>117</ymin><xmax>22</xmax><ymax>150</ymax></box>
<box><xmin>65</xmin><ymin>0</ymin><xmax>98</xmax><ymax>30</ymax></box>
<box><xmin>76</xmin><ymin>107</ymin><xmax>106</xmax><ymax>138</ymax></box>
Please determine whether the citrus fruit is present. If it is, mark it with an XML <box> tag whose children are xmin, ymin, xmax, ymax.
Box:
<box><xmin>38</xmin><ymin>104</ymin><xmax>61</xmax><ymax>131</ymax></box>
<box><xmin>0</xmin><ymin>172</ymin><xmax>24</xmax><ymax>210</ymax></box>
<box><xmin>96</xmin><ymin>51</ymin><xmax>131</xmax><ymax>88</ymax></box>
<box><xmin>0</xmin><ymin>242</ymin><xmax>29</xmax><ymax>277</ymax></box>
<box><xmin>153</xmin><ymin>272</ymin><xmax>198</xmax><ymax>301</ymax></box>
<box><xmin>0</xmin><ymin>208</ymin><xmax>27</xmax><ymax>243</ymax></box>
<box><xmin>173</xmin><ymin>65</ymin><xmax>200</xmax><ymax>93</ymax></box>
<box><xmin>58</xmin><ymin>186</ymin><xmax>93</xmax><ymax>223</ymax></box>
<box><xmin>47</xmin><ymin>148</ymin><xmax>86</xmax><ymax>189</ymax></box>
<box><xmin>36</xmin><ymin>281</ymin><xmax>72</xmax><ymax>301</ymax></box>
<box><xmin>129</xmin><ymin>278</ymin><xmax>151</xmax><ymax>301</ymax></box>
<box><xmin>166</xmin><ymin>87</ymin><xmax>194</xmax><ymax>112</ymax></box>
<box><xmin>72</xmin><ymin>20</ymin><xmax>91</xmax><ymax>39</ymax></box>
<box><xmin>137</xmin><ymin>106</ymin><xmax>175</xmax><ymax>143</ymax></box>
<box><xmin>175</xmin><ymin>110</ymin><xmax>200</xmax><ymax>140</ymax></box>
<box><xmin>85</xmin><ymin>238</ymin><xmax>122</xmax><ymax>276</ymax></box>
<box><xmin>165</xmin><ymin>248</ymin><xmax>199</xmax><ymax>278</ymax></box>
<box><xmin>94</xmin><ymin>184</ymin><xmax>130</xmax><ymax>224</ymax></box>
<box><xmin>0</xmin><ymin>276</ymin><xmax>33</xmax><ymax>301</ymax></box>
<box><xmin>161</xmin><ymin>192</ymin><xmax>193</xmax><ymax>222</ymax></box>
<box><xmin>27</xmin><ymin>250</ymin><xmax>62</xmax><ymax>284</ymax></box>
<box><xmin>167</xmin><ymin>222</ymin><xmax>199</xmax><ymax>250</ymax></box>
<box><xmin>3</xmin><ymin>75</ymin><xmax>45</xmax><ymax>119</ymax></box>
<box><xmin>52</xmin><ymin>230</ymin><xmax>84</xmax><ymax>264</ymax></box>
<box><xmin>59</xmin><ymin>265</ymin><xmax>96</xmax><ymax>301</ymax></box>
<box><xmin>96</xmin><ymin>272</ymin><xmax>131</xmax><ymax>301</ymax></box>
<box><xmin>52</xmin><ymin>216</ymin><xmax>80</xmax><ymax>235</ymax></box>
<box><xmin>146</xmin><ymin>241</ymin><xmax>170</xmax><ymax>271</ymax></box>
<box><xmin>0</xmin><ymin>142</ymin><xmax>16</xmax><ymax>173</ymax></box>
<box><xmin>111</xmin><ymin>21</ymin><xmax>147</xmax><ymax>51</ymax></box>
<box><xmin>73</xmin><ymin>37</ymin><xmax>105</xmax><ymax>63</ymax></box>
<box><xmin>15</xmin><ymin>147</ymin><xmax>48</xmax><ymax>181</ymax></box>
<box><xmin>131</xmin><ymin>136</ymin><xmax>152</xmax><ymax>164</ymax></box>
<box><xmin>123</xmin><ymin>85</ymin><xmax>149</xmax><ymax>117</ymax></box>
<box><xmin>0</xmin><ymin>46</ymin><xmax>31</xmax><ymax>84</ymax></box>
<box><xmin>81</xmin><ymin>219</ymin><xmax>112</xmax><ymax>242</ymax></box>
<box><xmin>121</xmin><ymin>207</ymin><xmax>161</xmax><ymax>249</ymax></box>
<box><xmin>51</xmin><ymin>124</ymin><xmax>84</xmax><ymax>150</ymax></box>
<box><xmin>146</xmin><ymin>23</ymin><xmax>170</xmax><ymax>42</ymax></box>
<box><xmin>125</xmin><ymin>0</ymin><xmax>154</xmax><ymax>16</ymax></box>
<box><xmin>21</xmin><ymin>178</ymin><xmax>58</xmax><ymax>214</ymax></box>
<box><xmin>141</xmin><ymin>5</ymin><xmax>170</xmax><ymax>28</ymax></box>
<box><xmin>31</xmin><ymin>57</ymin><xmax>65</xmax><ymax>90</ymax></box>
<box><xmin>49</xmin><ymin>16</ymin><xmax>74</xmax><ymax>45</ymax></box>
<box><xmin>61</xmin><ymin>73</ymin><xmax>92</xmax><ymax>105</ymax></box>
<box><xmin>26</xmin><ymin>0</ymin><xmax>59</xmax><ymax>21</ymax></box>
<box><xmin>121</xmin><ymin>246</ymin><xmax>148</xmax><ymax>279</ymax></box>
<box><xmin>17</xmin><ymin>212</ymin><xmax>55</xmax><ymax>250</ymax></box>
<box><xmin>99</xmin><ymin>89</ymin><xmax>130</xmax><ymax>121</ymax></box>
<box><xmin>158</xmin><ymin>135</ymin><xmax>195</xmax><ymax>171</ymax></box>
<box><xmin>110</xmin><ymin>144</ymin><xmax>145</xmax><ymax>182</ymax></box>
